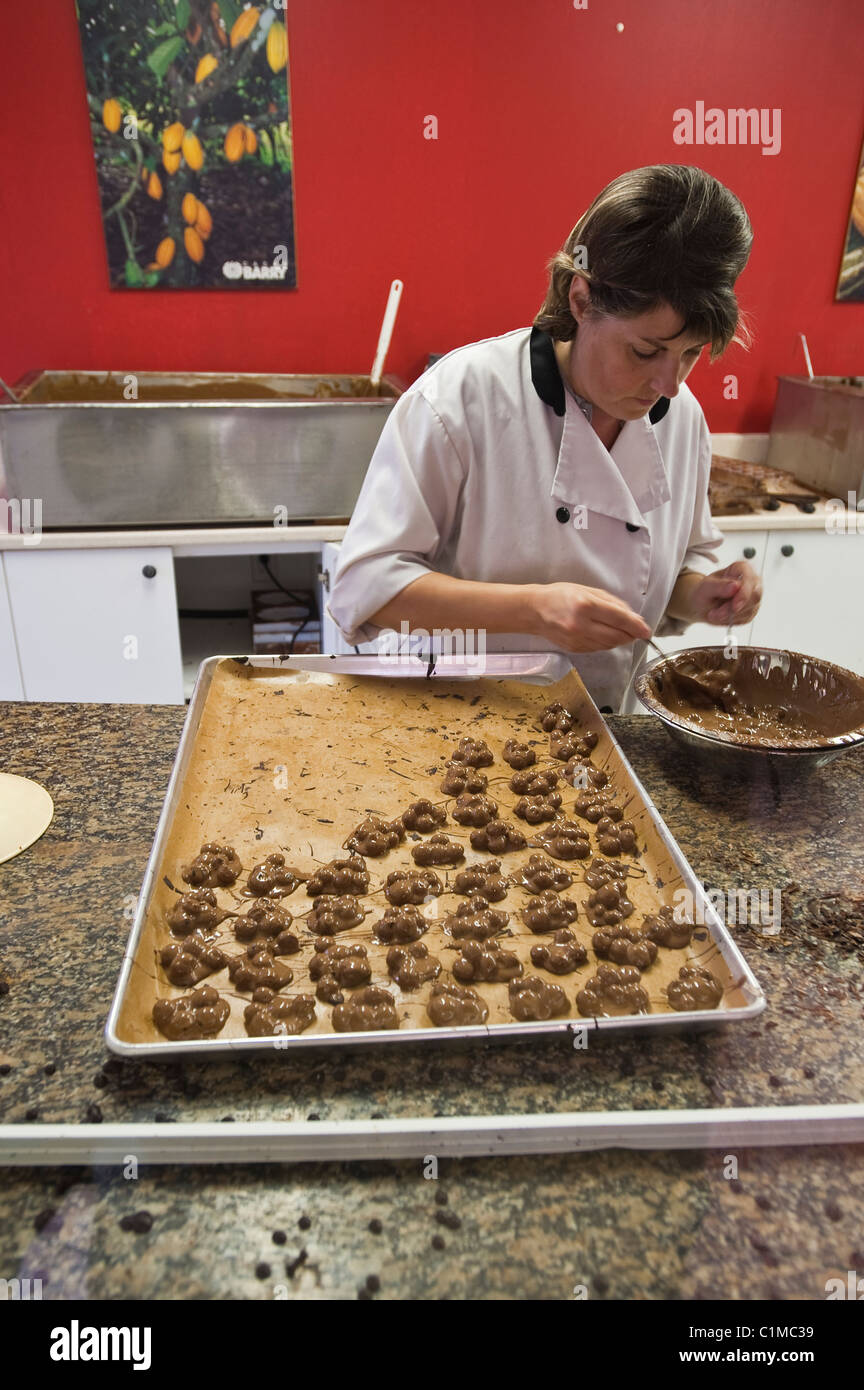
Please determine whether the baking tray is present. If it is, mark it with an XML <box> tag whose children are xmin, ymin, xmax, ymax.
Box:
<box><xmin>105</xmin><ymin>654</ymin><xmax>765</xmax><ymax>1057</ymax></box>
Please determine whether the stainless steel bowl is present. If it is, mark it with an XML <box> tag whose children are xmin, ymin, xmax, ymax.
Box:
<box><xmin>634</xmin><ymin>646</ymin><xmax>864</xmax><ymax>770</ymax></box>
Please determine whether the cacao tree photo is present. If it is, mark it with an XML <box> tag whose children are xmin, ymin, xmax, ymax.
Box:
<box><xmin>77</xmin><ymin>0</ymin><xmax>297</xmax><ymax>288</ymax></box>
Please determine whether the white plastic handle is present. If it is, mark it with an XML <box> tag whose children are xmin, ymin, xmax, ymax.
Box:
<box><xmin>370</xmin><ymin>279</ymin><xmax>404</xmax><ymax>387</ymax></box>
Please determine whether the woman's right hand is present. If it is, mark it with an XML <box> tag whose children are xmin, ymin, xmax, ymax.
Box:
<box><xmin>530</xmin><ymin>582</ymin><xmax>652</xmax><ymax>653</ymax></box>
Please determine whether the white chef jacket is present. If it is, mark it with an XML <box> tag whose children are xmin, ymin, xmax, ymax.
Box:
<box><xmin>326</xmin><ymin>325</ymin><xmax>724</xmax><ymax>713</ymax></box>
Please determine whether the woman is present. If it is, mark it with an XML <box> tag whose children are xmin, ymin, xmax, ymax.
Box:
<box><xmin>327</xmin><ymin>164</ymin><xmax>763</xmax><ymax>712</ymax></box>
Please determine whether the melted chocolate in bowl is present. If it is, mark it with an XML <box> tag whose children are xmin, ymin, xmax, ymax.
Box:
<box><xmin>644</xmin><ymin>648</ymin><xmax>864</xmax><ymax>749</ymax></box>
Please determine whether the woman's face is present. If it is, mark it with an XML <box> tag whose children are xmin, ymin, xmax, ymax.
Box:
<box><xmin>566</xmin><ymin>277</ymin><xmax>708</xmax><ymax>418</ymax></box>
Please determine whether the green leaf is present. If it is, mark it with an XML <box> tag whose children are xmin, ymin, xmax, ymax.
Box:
<box><xmin>144</xmin><ymin>271</ymin><xmax>161</xmax><ymax>287</ymax></box>
<box><xmin>258</xmin><ymin>129</ymin><xmax>274</xmax><ymax>166</ymax></box>
<box><xmin>147</xmin><ymin>21</ymin><xmax>178</xmax><ymax>37</ymax></box>
<box><xmin>218</xmin><ymin>0</ymin><xmax>241</xmax><ymax>28</ymax></box>
<box><xmin>176</xmin><ymin>0</ymin><xmax>191</xmax><ymax>28</ymax></box>
<box><xmin>146</xmin><ymin>36</ymin><xmax>185</xmax><ymax>80</ymax></box>
<box><xmin>125</xmin><ymin>259</ymin><xmax>145</xmax><ymax>287</ymax></box>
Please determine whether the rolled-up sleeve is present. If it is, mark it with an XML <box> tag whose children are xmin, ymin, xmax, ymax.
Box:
<box><xmin>326</xmin><ymin>388</ymin><xmax>467</xmax><ymax>646</ymax></box>
<box><xmin>656</xmin><ymin>412</ymin><xmax>724</xmax><ymax>636</ymax></box>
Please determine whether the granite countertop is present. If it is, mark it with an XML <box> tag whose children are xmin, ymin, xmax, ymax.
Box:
<box><xmin>1</xmin><ymin>702</ymin><xmax>863</xmax><ymax>1300</ymax></box>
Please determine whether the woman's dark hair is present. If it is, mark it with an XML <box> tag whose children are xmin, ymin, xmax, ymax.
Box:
<box><xmin>534</xmin><ymin>164</ymin><xmax>753</xmax><ymax>360</ymax></box>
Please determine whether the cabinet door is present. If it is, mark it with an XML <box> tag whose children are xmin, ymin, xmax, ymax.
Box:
<box><xmin>319</xmin><ymin>542</ymin><xmax>380</xmax><ymax>655</ymax></box>
<box><xmin>750</xmin><ymin>529</ymin><xmax>864</xmax><ymax>673</ymax></box>
<box><xmin>652</xmin><ymin>531</ymin><xmax>766</xmax><ymax>654</ymax></box>
<box><xmin>0</xmin><ymin>556</ymin><xmax>24</xmax><ymax>699</ymax></box>
<box><xmin>4</xmin><ymin>547</ymin><xmax>184</xmax><ymax>703</ymax></box>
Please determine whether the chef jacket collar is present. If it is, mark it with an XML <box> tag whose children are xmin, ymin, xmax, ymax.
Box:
<box><xmin>529</xmin><ymin>325</ymin><xmax>671</xmax><ymax>425</ymax></box>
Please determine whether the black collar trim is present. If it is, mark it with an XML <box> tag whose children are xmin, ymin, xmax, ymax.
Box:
<box><xmin>529</xmin><ymin>326</ymin><xmax>670</xmax><ymax>425</ymax></box>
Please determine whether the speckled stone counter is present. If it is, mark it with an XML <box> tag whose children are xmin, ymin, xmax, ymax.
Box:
<box><xmin>1</xmin><ymin>701</ymin><xmax>863</xmax><ymax>1300</ymax></box>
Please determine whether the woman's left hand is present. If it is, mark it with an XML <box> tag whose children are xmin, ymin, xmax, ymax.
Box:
<box><xmin>689</xmin><ymin>560</ymin><xmax>763</xmax><ymax>626</ymax></box>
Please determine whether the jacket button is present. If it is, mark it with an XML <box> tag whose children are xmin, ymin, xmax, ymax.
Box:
<box><xmin>556</xmin><ymin>506</ymin><xmax>570</xmax><ymax>523</ymax></box>
<box><xmin>626</xmin><ymin>522</ymin><xmax>640</xmax><ymax>532</ymax></box>
<box><xmin>600</xmin><ymin>705</ymin><xmax>613</xmax><ymax>714</ymax></box>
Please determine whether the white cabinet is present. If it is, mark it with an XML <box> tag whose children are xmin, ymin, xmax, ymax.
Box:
<box><xmin>0</xmin><ymin>557</ymin><xmax>24</xmax><ymax>699</ymax></box>
<box><xmin>750</xmin><ymin>529</ymin><xmax>864</xmax><ymax>673</ymax></box>
<box><xmin>319</xmin><ymin>541</ymin><xmax>380</xmax><ymax>655</ymax></box>
<box><xmin>3</xmin><ymin>548</ymin><xmax>184</xmax><ymax>703</ymax></box>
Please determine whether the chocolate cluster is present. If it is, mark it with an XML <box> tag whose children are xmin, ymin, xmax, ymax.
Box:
<box><xmin>345</xmin><ymin>815</ymin><xmax>405</xmax><ymax>857</ymax></box>
<box><xmin>153</xmin><ymin>985</ymin><xmax>229</xmax><ymax>1041</ymax></box>
<box><xmin>667</xmin><ymin>965</ymin><xmax>723</xmax><ymax>1011</ymax></box>
<box><xmin>509</xmin><ymin>976</ymin><xmax>569</xmax><ymax>1021</ymax></box>
<box><xmin>426</xmin><ymin>980</ymin><xmax>488</xmax><ymax>1026</ymax></box>
<box><xmin>451</xmin><ymin>940</ymin><xmax>523</xmax><ymax>983</ymax></box>
<box><xmin>470</xmin><ymin>819</ymin><xmax>527</xmax><ymax>854</ymax></box>
<box><xmin>517</xmin><ymin>854</ymin><xmax>573</xmax><ymax>895</ymax></box>
<box><xmin>167</xmin><ymin>888</ymin><xmax>229</xmax><ymax>936</ymax></box>
<box><xmin>441</xmin><ymin>762</ymin><xmax>488</xmax><ymax>795</ymax></box>
<box><xmin>529</xmin><ymin>929</ymin><xmax>587</xmax><ymax>975</ymax></box>
<box><xmin>447</xmin><ymin>737</ymin><xmax>494</xmax><ymax>767</ymax></box>
<box><xmin>160</xmin><ymin>932</ymin><xmax>228</xmax><ymax>987</ymax></box>
<box><xmin>451</xmin><ymin>793</ymin><xmax>499</xmax><ymax>828</ymax></box>
<box><xmin>509</xmin><ymin>767</ymin><xmax>559</xmax><ymax>797</ymax></box>
<box><xmin>533</xmin><ymin>820</ymin><xmax>591</xmax><ymax>861</ymax></box>
<box><xmin>502</xmin><ymin>739</ymin><xmax>536</xmax><ymax>769</ymax></box>
<box><xmin>332</xmin><ymin>986</ymin><xmax>399</xmax><ymax>1032</ymax></box>
<box><xmin>592</xmin><ymin>923</ymin><xmax>658</xmax><ymax>970</ymax></box>
<box><xmin>306</xmin><ymin>855</ymin><xmax>370</xmax><ymax>897</ymax></box>
<box><xmin>373</xmin><ymin>904</ymin><xmax>430</xmax><ymax>943</ymax></box>
<box><xmin>642</xmin><ymin>906</ymin><xmax>694</xmax><ymax>949</ymax></box>
<box><xmin>412</xmin><ymin>833</ymin><xmax>465</xmax><ymax>867</ymax></box>
<box><xmin>245</xmin><ymin>853</ymin><xmax>304</xmax><ymax>899</ymax></box>
<box><xmin>443</xmin><ymin>896</ymin><xmax>510</xmax><ymax>940</ymax></box>
<box><xmin>514</xmin><ymin>793</ymin><xmax>562</xmax><ymax>824</ymax></box>
<box><xmin>244</xmin><ymin>987</ymin><xmax>316</xmax><ymax>1037</ymax></box>
<box><xmin>453</xmin><ymin>859</ymin><xmax>509</xmax><ymax>901</ymax></box>
<box><xmin>307</xmin><ymin>895</ymin><xmax>366</xmax><ymax>935</ymax></box>
<box><xmin>521</xmin><ymin>890</ymin><xmax>579</xmax><ymax>934</ymax></box>
<box><xmin>386</xmin><ymin>942</ymin><xmax>441</xmax><ymax>990</ymax></box>
<box><xmin>228</xmin><ymin>948</ymin><xmax>294</xmax><ymax>992</ymax></box>
<box><xmin>576</xmin><ymin>964</ymin><xmax>649</xmax><ymax>1018</ymax></box>
<box><xmin>384</xmin><ymin>868</ymin><xmax>443</xmax><ymax>906</ymax></box>
<box><xmin>181</xmin><ymin>842</ymin><xmax>241</xmax><ymax>888</ymax></box>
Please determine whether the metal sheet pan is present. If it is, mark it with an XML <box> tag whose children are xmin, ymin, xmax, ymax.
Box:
<box><xmin>105</xmin><ymin>654</ymin><xmax>765</xmax><ymax>1058</ymax></box>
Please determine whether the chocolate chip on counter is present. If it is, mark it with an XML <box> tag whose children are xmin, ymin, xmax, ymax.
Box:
<box><xmin>119</xmin><ymin>1211</ymin><xmax>153</xmax><ymax>1234</ymax></box>
<box><xmin>434</xmin><ymin>1209</ymin><xmax>461</xmax><ymax>1230</ymax></box>
<box><xmin>768</xmin><ymin>1075</ymin><xmax>783</xmax><ymax>1088</ymax></box>
<box><xmin>298</xmin><ymin>1215</ymin><xmax>311</xmax><ymax>1231</ymax></box>
<box><xmin>434</xmin><ymin>1189</ymin><xmax>449</xmax><ymax>1206</ymax></box>
<box><xmin>357</xmin><ymin>1286</ymin><xmax>372</xmax><ymax>1300</ymax></box>
<box><xmin>25</xmin><ymin>1107</ymin><xmax>39</xmax><ymax>1121</ymax></box>
<box><xmin>33</xmin><ymin>1207</ymin><xmax>57</xmax><ymax>1233</ymax></box>
<box><xmin>255</xmin><ymin>1262</ymin><xmax>271</xmax><ymax>1280</ymax></box>
<box><xmin>221</xmin><ymin>1116</ymin><xmax>235</xmax><ymax>1122</ymax></box>
<box><xmin>285</xmin><ymin>1249</ymin><xmax>308</xmax><ymax>1279</ymax></box>
<box><xmin>755</xmin><ymin>1195</ymin><xmax>772</xmax><ymax>1211</ymax></box>
<box><xmin>594</xmin><ymin>1274</ymin><xmax>609</xmax><ymax>1295</ymax></box>
<box><xmin>368</xmin><ymin>1219</ymin><xmax>383</xmax><ymax>1235</ymax></box>
<box><xmin>272</xmin><ymin>1230</ymin><xmax>287</xmax><ymax>1246</ymax></box>
<box><xmin>0</xmin><ymin>1064</ymin><xmax>12</xmax><ymax>1075</ymax></box>
<box><xmin>803</xmin><ymin>1065</ymin><xmax>816</xmax><ymax>1079</ymax></box>
<box><xmin>93</xmin><ymin>1074</ymin><xmax>107</xmax><ymax>1089</ymax></box>
<box><xmin>307</xmin><ymin>1113</ymin><xmax>320</xmax><ymax>1122</ymax></box>
<box><xmin>153</xmin><ymin>1112</ymin><xmax>174</xmax><ymax>1122</ymax></box>
<box><xmin>370</xmin><ymin>1112</ymin><xmax>385</xmax><ymax>1120</ymax></box>
<box><xmin>825</xmin><ymin>1199</ymin><xmax>842</xmax><ymax>1222</ymax></box>
<box><xmin>85</xmin><ymin>1103</ymin><xmax>103</xmax><ymax>1124</ymax></box>
<box><xmin>431</xmin><ymin>1235</ymin><xmax>446</xmax><ymax>1250</ymax></box>
<box><xmin>366</xmin><ymin>1274</ymin><xmax>381</xmax><ymax>1293</ymax></box>
<box><xmin>43</xmin><ymin>1063</ymin><xmax>56</xmax><ymax>1076</ymax></box>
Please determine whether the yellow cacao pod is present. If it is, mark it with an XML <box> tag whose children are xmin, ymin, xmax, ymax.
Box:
<box><xmin>266</xmin><ymin>20</ymin><xmax>287</xmax><ymax>73</ymax></box>
<box><xmin>163</xmin><ymin>149</ymin><xmax>182</xmax><ymax>174</ymax></box>
<box><xmin>230</xmin><ymin>6</ymin><xmax>260</xmax><ymax>47</ymax></box>
<box><xmin>182</xmin><ymin>193</ymin><xmax>199</xmax><ymax>225</ymax></box>
<box><xmin>155</xmin><ymin>237</ymin><xmax>176</xmax><ymax>268</ymax></box>
<box><xmin>224</xmin><ymin>123</ymin><xmax>245</xmax><ymax>162</ymax></box>
<box><xmin>141</xmin><ymin>167</ymin><xmax>149</xmax><ymax>183</ymax></box>
<box><xmin>195</xmin><ymin>53</ymin><xmax>218</xmax><ymax>84</ymax></box>
<box><xmin>243</xmin><ymin>125</ymin><xmax>257</xmax><ymax>155</ymax></box>
<box><xmin>853</xmin><ymin>170</ymin><xmax>864</xmax><ymax>240</ymax></box>
<box><xmin>182</xmin><ymin>132</ymin><xmax>204</xmax><ymax>170</ymax></box>
<box><xmin>147</xmin><ymin>171</ymin><xmax>163</xmax><ymax>200</ymax></box>
<box><xmin>102</xmin><ymin>98</ymin><xmax>122</xmax><ymax>133</ymax></box>
<box><xmin>184</xmin><ymin>226</ymin><xmax>205</xmax><ymax>263</ymax></box>
<box><xmin>162</xmin><ymin>122</ymin><xmax>185</xmax><ymax>152</ymax></box>
<box><xmin>194</xmin><ymin>202</ymin><xmax>213</xmax><ymax>240</ymax></box>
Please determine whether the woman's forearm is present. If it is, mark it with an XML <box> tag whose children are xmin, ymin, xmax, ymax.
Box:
<box><xmin>369</xmin><ymin>572</ymin><xmax>541</xmax><ymax>636</ymax></box>
<box><xmin>664</xmin><ymin>571</ymin><xmax>704</xmax><ymax>623</ymax></box>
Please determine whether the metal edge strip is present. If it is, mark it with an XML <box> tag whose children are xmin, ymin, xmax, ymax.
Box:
<box><xmin>2</xmin><ymin>1104</ymin><xmax>864</xmax><ymax>1165</ymax></box>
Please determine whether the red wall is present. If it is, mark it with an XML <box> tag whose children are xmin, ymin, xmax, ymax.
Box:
<box><xmin>1</xmin><ymin>0</ymin><xmax>862</xmax><ymax>429</ymax></box>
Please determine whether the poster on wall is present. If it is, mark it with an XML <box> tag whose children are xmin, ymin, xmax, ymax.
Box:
<box><xmin>76</xmin><ymin>1</ymin><xmax>296</xmax><ymax>289</ymax></box>
<box><xmin>835</xmin><ymin>131</ymin><xmax>864</xmax><ymax>302</ymax></box>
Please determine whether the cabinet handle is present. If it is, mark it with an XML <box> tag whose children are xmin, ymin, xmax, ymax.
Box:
<box><xmin>742</xmin><ymin>546</ymin><xmax>756</xmax><ymax>559</ymax></box>
<box><xmin>780</xmin><ymin>544</ymin><xmax>794</xmax><ymax>558</ymax></box>
<box><xmin>142</xmin><ymin>564</ymin><xmax>157</xmax><ymax>578</ymax></box>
